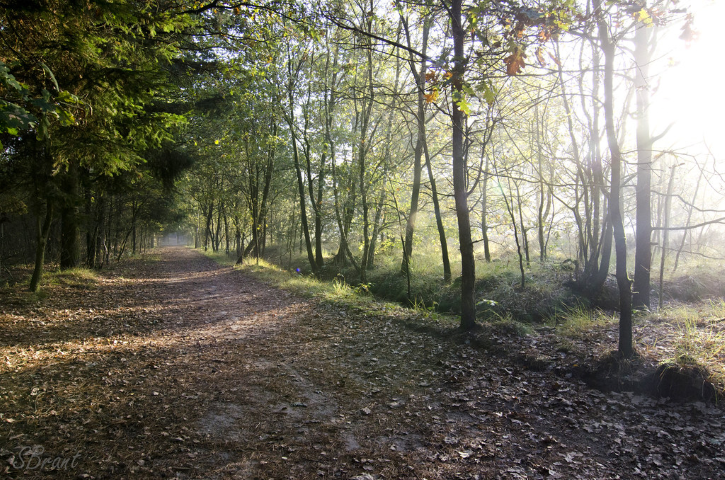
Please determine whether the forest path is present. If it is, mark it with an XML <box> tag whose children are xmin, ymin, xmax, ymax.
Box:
<box><xmin>1</xmin><ymin>247</ymin><xmax>724</xmax><ymax>479</ymax></box>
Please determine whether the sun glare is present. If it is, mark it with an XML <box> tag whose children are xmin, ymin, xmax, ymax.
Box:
<box><xmin>652</xmin><ymin>0</ymin><xmax>725</xmax><ymax>160</ymax></box>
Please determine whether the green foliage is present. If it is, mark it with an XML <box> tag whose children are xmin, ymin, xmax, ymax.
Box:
<box><xmin>47</xmin><ymin>268</ymin><xmax>99</xmax><ymax>288</ymax></box>
<box><xmin>1</xmin><ymin>0</ymin><xmax>195</xmax><ymax>175</ymax></box>
<box><xmin>633</xmin><ymin>301</ymin><xmax>725</xmax><ymax>395</ymax></box>
<box><xmin>0</xmin><ymin>60</ymin><xmax>80</xmax><ymax>148</ymax></box>
<box><xmin>551</xmin><ymin>304</ymin><xmax>616</xmax><ymax>337</ymax></box>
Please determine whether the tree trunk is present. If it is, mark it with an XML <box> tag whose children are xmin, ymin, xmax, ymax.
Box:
<box><xmin>502</xmin><ymin>178</ymin><xmax>526</xmax><ymax>289</ymax></box>
<box><xmin>132</xmin><ymin>199</ymin><xmax>138</xmax><ymax>255</ymax></box>
<box><xmin>60</xmin><ymin>166</ymin><xmax>80</xmax><ymax>270</ymax></box>
<box><xmin>598</xmin><ymin>0</ymin><xmax>633</xmax><ymax>358</ymax></box>
<box><xmin>535</xmin><ymin>101</ymin><xmax>552</xmax><ymax>262</ymax></box>
<box><xmin>357</xmin><ymin>7</ymin><xmax>375</xmax><ymax>285</ymax></box>
<box><xmin>632</xmin><ymin>17</ymin><xmax>654</xmax><ymax>310</ymax></box>
<box><xmin>290</xmin><ymin>112</ymin><xmax>317</xmax><ymax>275</ymax></box>
<box><xmin>95</xmin><ymin>194</ymin><xmax>107</xmax><ymax>269</ymax></box>
<box><xmin>85</xmin><ymin>185</ymin><xmax>95</xmax><ymax>269</ymax></box>
<box><xmin>515</xmin><ymin>182</ymin><xmax>530</xmax><ymax>267</ymax></box>
<box><xmin>224</xmin><ymin>207</ymin><xmax>230</xmax><ymax>255</ymax></box>
<box><xmin>113</xmin><ymin>195</ymin><xmax>122</xmax><ymax>258</ymax></box>
<box><xmin>480</xmin><ymin>154</ymin><xmax>492</xmax><ymax>264</ymax></box>
<box><xmin>591</xmin><ymin>212</ymin><xmax>613</xmax><ymax>291</ymax></box>
<box><xmin>424</xmin><ymin>141</ymin><xmax>452</xmax><ymax>281</ymax></box>
<box><xmin>214</xmin><ymin>202</ymin><xmax>223</xmax><ymax>252</ymax></box>
<box><xmin>104</xmin><ymin>193</ymin><xmax>113</xmax><ymax>266</ymax></box>
<box><xmin>29</xmin><ymin>199</ymin><xmax>54</xmax><ymax>292</ymax></box>
<box><xmin>658</xmin><ymin>163</ymin><xmax>677</xmax><ymax>310</ymax></box>
<box><xmin>300</xmin><ymin>82</ymin><xmax>326</xmax><ymax>270</ymax></box>
<box><xmin>401</xmin><ymin>18</ymin><xmax>429</xmax><ymax>275</ymax></box>
<box><xmin>235</xmin><ymin>225</ymin><xmax>242</xmax><ymax>259</ymax></box>
<box><xmin>203</xmin><ymin>201</ymin><xmax>213</xmax><ymax>252</ymax></box>
<box><xmin>673</xmin><ymin>167</ymin><xmax>703</xmax><ymax>272</ymax></box>
<box><xmin>451</xmin><ymin>0</ymin><xmax>476</xmax><ymax>329</ymax></box>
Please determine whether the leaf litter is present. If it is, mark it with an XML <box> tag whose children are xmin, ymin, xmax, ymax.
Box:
<box><xmin>1</xmin><ymin>247</ymin><xmax>724</xmax><ymax>479</ymax></box>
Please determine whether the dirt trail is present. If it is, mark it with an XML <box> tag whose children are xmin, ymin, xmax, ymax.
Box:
<box><xmin>1</xmin><ymin>247</ymin><xmax>724</xmax><ymax>479</ymax></box>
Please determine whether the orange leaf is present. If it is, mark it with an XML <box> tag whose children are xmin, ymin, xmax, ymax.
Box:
<box><xmin>547</xmin><ymin>51</ymin><xmax>561</xmax><ymax>67</ymax></box>
<box><xmin>424</xmin><ymin>88</ymin><xmax>439</xmax><ymax>103</ymax></box>
<box><xmin>503</xmin><ymin>49</ymin><xmax>526</xmax><ymax>76</ymax></box>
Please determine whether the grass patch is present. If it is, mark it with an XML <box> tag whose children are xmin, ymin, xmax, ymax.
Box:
<box><xmin>0</xmin><ymin>266</ymin><xmax>100</xmax><ymax>308</ymax></box>
<box><xmin>551</xmin><ymin>304</ymin><xmax>617</xmax><ymax>337</ymax></box>
<box><xmin>47</xmin><ymin>267</ymin><xmax>99</xmax><ymax>286</ymax></box>
<box><xmin>233</xmin><ymin>255</ymin><xmax>383</xmax><ymax>314</ymax></box>
<box><xmin>196</xmin><ymin>247</ymin><xmax>464</xmax><ymax>335</ymax></box>
<box><xmin>661</xmin><ymin>301</ymin><xmax>725</xmax><ymax>393</ymax></box>
<box><xmin>225</xmin><ymin>247</ymin><xmax>583</xmax><ymax>329</ymax></box>
<box><xmin>196</xmin><ymin>247</ymin><xmax>238</xmax><ymax>267</ymax></box>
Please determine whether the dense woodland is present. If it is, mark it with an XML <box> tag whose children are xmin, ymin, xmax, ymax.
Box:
<box><xmin>2</xmin><ymin>0</ymin><xmax>724</xmax><ymax>359</ymax></box>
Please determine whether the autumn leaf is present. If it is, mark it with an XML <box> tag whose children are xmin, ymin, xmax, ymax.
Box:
<box><xmin>538</xmin><ymin>28</ymin><xmax>551</xmax><ymax>43</ymax></box>
<box><xmin>456</xmin><ymin>97</ymin><xmax>472</xmax><ymax>116</ymax></box>
<box><xmin>424</xmin><ymin>88</ymin><xmax>439</xmax><ymax>104</ymax></box>
<box><xmin>425</xmin><ymin>71</ymin><xmax>438</xmax><ymax>83</ymax></box>
<box><xmin>536</xmin><ymin>47</ymin><xmax>546</xmax><ymax>67</ymax></box>
<box><xmin>634</xmin><ymin>8</ymin><xmax>653</xmax><ymax>26</ymax></box>
<box><xmin>503</xmin><ymin>48</ymin><xmax>526</xmax><ymax>76</ymax></box>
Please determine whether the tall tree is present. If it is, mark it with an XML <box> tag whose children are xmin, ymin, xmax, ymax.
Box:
<box><xmin>632</xmin><ymin>8</ymin><xmax>654</xmax><ymax>310</ymax></box>
<box><xmin>449</xmin><ymin>0</ymin><xmax>476</xmax><ymax>329</ymax></box>
<box><xmin>597</xmin><ymin>0</ymin><xmax>633</xmax><ymax>358</ymax></box>
<box><xmin>285</xmin><ymin>42</ymin><xmax>318</xmax><ymax>275</ymax></box>
<box><xmin>400</xmin><ymin>10</ymin><xmax>431</xmax><ymax>276</ymax></box>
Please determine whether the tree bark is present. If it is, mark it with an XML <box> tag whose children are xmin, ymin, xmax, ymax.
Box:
<box><xmin>132</xmin><ymin>198</ymin><xmax>139</xmax><ymax>255</ymax></box>
<box><xmin>357</xmin><ymin>4</ymin><xmax>376</xmax><ymax>284</ymax></box>
<box><xmin>451</xmin><ymin>0</ymin><xmax>476</xmax><ymax>329</ymax></box>
<box><xmin>29</xmin><ymin>199</ymin><xmax>54</xmax><ymax>292</ymax></box>
<box><xmin>516</xmin><ymin>181</ymin><xmax>530</xmax><ymax>267</ymax></box>
<box><xmin>598</xmin><ymin>0</ymin><xmax>633</xmax><ymax>358</ymax></box>
<box><xmin>285</xmin><ymin>48</ymin><xmax>317</xmax><ymax>274</ymax></box>
<box><xmin>658</xmin><ymin>163</ymin><xmax>677</xmax><ymax>310</ymax></box>
<box><xmin>673</xmin><ymin>166</ymin><xmax>703</xmax><ymax>272</ymax></box>
<box><xmin>535</xmin><ymin>100</ymin><xmax>552</xmax><ymax>262</ymax></box>
<box><xmin>401</xmin><ymin>18</ymin><xmax>430</xmax><ymax>276</ymax></box>
<box><xmin>481</xmin><ymin>155</ymin><xmax>492</xmax><ymax>263</ymax></box>
<box><xmin>60</xmin><ymin>165</ymin><xmax>81</xmax><ymax>270</ymax></box>
<box><xmin>289</xmin><ymin>111</ymin><xmax>317</xmax><ymax>274</ymax></box>
<box><xmin>632</xmin><ymin>16</ymin><xmax>654</xmax><ymax>310</ymax></box>
<box><xmin>424</xmin><ymin>140</ymin><xmax>452</xmax><ymax>281</ymax></box>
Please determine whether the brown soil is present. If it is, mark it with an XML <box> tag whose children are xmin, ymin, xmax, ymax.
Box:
<box><xmin>2</xmin><ymin>247</ymin><xmax>725</xmax><ymax>479</ymax></box>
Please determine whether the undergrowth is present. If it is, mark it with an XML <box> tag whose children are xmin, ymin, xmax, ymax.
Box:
<box><xmin>551</xmin><ymin>304</ymin><xmax>617</xmax><ymax>337</ymax></box>
<box><xmin>0</xmin><ymin>265</ymin><xmax>100</xmax><ymax>308</ymax></box>
<box><xmin>47</xmin><ymin>267</ymin><xmax>99</xmax><ymax>286</ymax></box>
<box><xmin>652</xmin><ymin>301</ymin><xmax>725</xmax><ymax>392</ymax></box>
<box><xmin>253</xmin><ymin>245</ymin><xmax>580</xmax><ymax>327</ymax></box>
<box><xmin>198</xmin><ymin>244</ymin><xmax>725</xmax><ymax>395</ymax></box>
<box><xmin>197</xmin><ymin>246</ymin><xmax>580</xmax><ymax>342</ymax></box>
